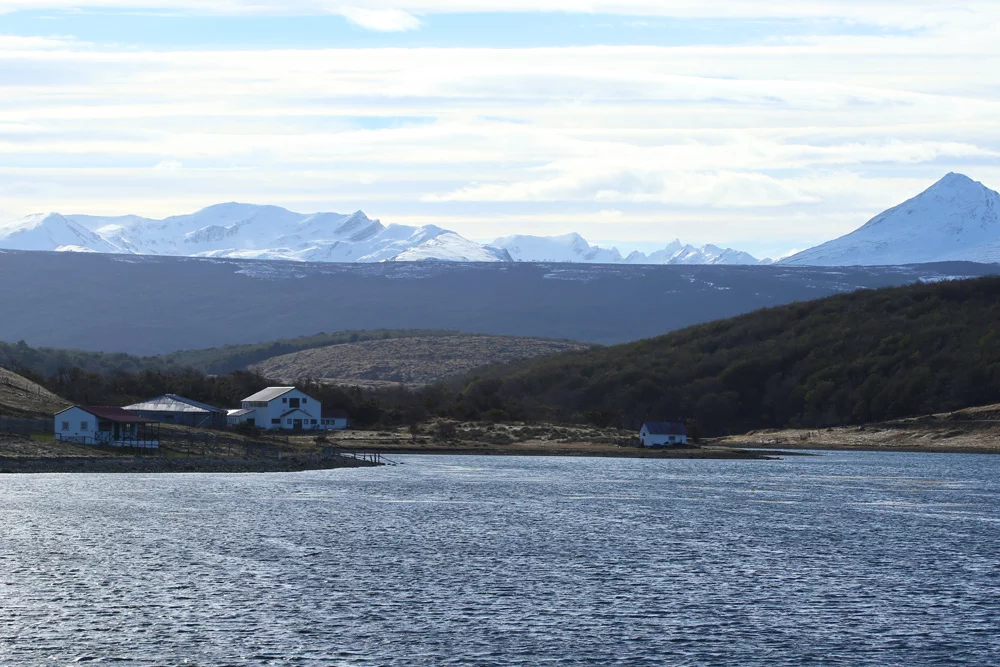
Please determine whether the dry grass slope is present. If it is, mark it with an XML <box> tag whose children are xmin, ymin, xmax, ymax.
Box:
<box><xmin>0</xmin><ymin>366</ymin><xmax>71</xmax><ymax>418</ymax></box>
<box><xmin>719</xmin><ymin>402</ymin><xmax>1000</xmax><ymax>453</ymax></box>
<box><xmin>250</xmin><ymin>335</ymin><xmax>590</xmax><ymax>386</ymax></box>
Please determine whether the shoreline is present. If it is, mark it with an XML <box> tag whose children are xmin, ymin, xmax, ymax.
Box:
<box><xmin>0</xmin><ymin>446</ymin><xmax>795</xmax><ymax>473</ymax></box>
<box><xmin>718</xmin><ymin>441</ymin><xmax>1000</xmax><ymax>455</ymax></box>
<box><xmin>0</xmin><ymin>455</ymin><xmax>379</xmax><ymax>474</ymax></box>
<box><xmin>337</xmin><ymin>444</ymin><xmax>795</xmax><ymax>460</ymax></box>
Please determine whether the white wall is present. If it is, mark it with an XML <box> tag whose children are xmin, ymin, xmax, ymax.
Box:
<box><xmin>55</xmin><ymin>407</ymin><xmax>159</xmax><ymax>447</ymax></box>
<box><xmin>241</xmin><ymin>389</ymin><xmax>322</xmax><ymax>430</ymax></box>
<box><xmin>55</xmin><ymin>407</ymin><xmax>97</xmax><ymax>443</ymax></box>
<box><xmin>321</xmin><ymin>417</ymin><xmax>348</xmax><ymax>430</ymax></box>
<box><xmin>639</xmin><ymin>427</ymin><xmax>687</xmax><ymax>447</ymax></box>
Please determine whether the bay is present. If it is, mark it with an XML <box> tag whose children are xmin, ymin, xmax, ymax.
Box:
<box><xmin>1</xmin><ymin>452</ymin><xmax>998</xmax><ymax>665</ymax></box>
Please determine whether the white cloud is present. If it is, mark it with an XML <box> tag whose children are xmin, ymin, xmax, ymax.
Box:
<box><xmin>338</xmin><ymin>6</ymin><xmax>422</xmax><ymax>31</ymax></box>
<box><xmin>0</xmin><ymin>0</ymin><xmax>994</xmax><ymax>30</ymax></box>
<box><xmin>1</xmin><ymin>5</ymin><xmax>999</xmax><ymax>253</ymax></box>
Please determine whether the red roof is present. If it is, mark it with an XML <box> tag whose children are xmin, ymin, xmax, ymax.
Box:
<box><xmin>78</xmin><ymin>406</ymin><xmax>158</xmax><ymax>423</ymax></box>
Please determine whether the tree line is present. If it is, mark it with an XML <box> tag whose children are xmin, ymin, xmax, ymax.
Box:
<box><xmin>7</xmin><ymin>276</ymin><xmax>1000</xmax><ymax>435</ymax></box>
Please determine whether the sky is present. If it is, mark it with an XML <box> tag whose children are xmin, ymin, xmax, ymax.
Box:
<box><xmin>0</xmin><ymin>1</ymin><xmax>998</xmax><ymax>258</ymax></box>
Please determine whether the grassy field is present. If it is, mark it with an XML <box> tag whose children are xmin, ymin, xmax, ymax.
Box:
<box><xmin>0</xmin><ymin>367</ymin><xmax>70</xmax><ymax>418</ymax></box>
<box><xmin>284</xmin><ymin>421</ymin><xmax>774</xmax><ymax>459</ymax></box>
<box><xmin>718</xmin><ymin>402</ymin><xmax>1000</xmax><ymax>453</ymax></box>
<box><xmin>250</xmin><ymin>334</ymin><xmax>590</xmax><ymax>386</ymax></box>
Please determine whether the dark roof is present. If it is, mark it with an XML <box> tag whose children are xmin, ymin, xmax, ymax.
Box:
<box><xmin>243</xmin><ymin>387</ymin><xmax>296</xmax><ymax>402</ymax></box>
<box><xmin>323</xmin><ymin>408</ymin><xmax>349</xmax><ymax>419</ymax></box>
<box><xmin>64</xmin><ymin>406</ymin><xmax>158</xmax><ymax>424</ymax></box>
<box><xmin>642</xmin><ymin>421</ymin><xmax>687</xmax><ymax>435</ymax></box>
<box><xmin>279</xmin><ymin>408</ymin><xmax>315</xmax><ymax>419</ymax></box>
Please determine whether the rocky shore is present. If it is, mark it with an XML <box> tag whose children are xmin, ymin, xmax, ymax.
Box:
<box><xmin>0</xmin><ymin>455</ymin><xmax>379</xmax><ymax>474</ymax></box>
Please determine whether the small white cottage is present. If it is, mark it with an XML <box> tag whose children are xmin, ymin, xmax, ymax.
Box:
<box><xmin>55</xmin><ymin>406</ymin><xmax>160</xmax><ymax>448</ymax></box>
<box><xmin>639</xmin><ymin>421</ymin><xmax>688</xmax><ymax>447</ymax></box>
<box><xmin>321</xmin><ymin>408</ymin><xmax>349</xmax><ymax>431</ymax></box>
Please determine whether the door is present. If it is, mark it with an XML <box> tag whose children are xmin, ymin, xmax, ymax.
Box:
<box><xmin>293</xmin><ymin>419</ymin><xmax>303</xmax><ymax>431</ymax></box>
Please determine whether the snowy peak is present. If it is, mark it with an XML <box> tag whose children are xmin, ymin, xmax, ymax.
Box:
<box><xmin>625</xmin><ymin>241</ymin><xmax>766</xmax><ymax>266</ymax></box>
<box><xmin>0</xmin><ymin>203</ymin><xmax>512</xmax><ymax>264</ymax></box>
<box><xmin>2</xmin><ymin>202</ymin><xmax>766</xmax><ymax>266</ymax></box>
<box><xmin>783</xmin><ymin>173</ymin><xmax>1000</xmax><ymax>266</ymax></box>
<box><xmin>492</xmin><ymin>233</ymin><xmax>623</xmax><ymax>263</ymax></box>
<box><xmin>493</xmin><ymin>232</ymin><xmax>766</xmax><ymax>266</ymax></box>
<box><xmin>0</xmin><ymin>212</ymin><xmax>121</xmax><ymax>253</ymax></box>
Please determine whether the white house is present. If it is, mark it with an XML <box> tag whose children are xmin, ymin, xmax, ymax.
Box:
<box><xmin>639</xmin><ymin>421</ymin><xmax>688</xmax><ymax>447</ymax></box>
<box><xmin>228</xmin><ymin>387</ymin><xmax>346</xmax><ymax>431</ymax></box>
<box><xmin>55</xmin><ymin>406</ymin><xmax>160</xmax><ymax>448</ymax></box>
<box><xmin>321</xmin><ymin>408</ymin><xmax>349</xmax><ymax>431</ymax></box>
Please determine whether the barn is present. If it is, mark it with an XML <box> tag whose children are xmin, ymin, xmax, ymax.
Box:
<box><xmin>123</xmin><ymin>394</ymin><xmax>228</xmax><ymax>429</ymax></box>
<box><xmin>55</xmin><ymin>406</ymin><xmax>160</xmax><ymax>448</ymax></box>
<box><xmin>639</xmin><ymin>421</ymin><xmax>688</xmax><ymax>447</ymax></box>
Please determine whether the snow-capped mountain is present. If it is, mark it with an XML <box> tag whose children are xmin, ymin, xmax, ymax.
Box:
<box><xmin>783</xmin><ymin>173</ymin><xmax>1000</xmax><ymax>266</ymax></box>
<box><xmin>1</xmin><ymin>202</ymin><xmax>765</xmax><ymax>265</ymax></box>
<box><xmin>493</xmin><ymin>233</ymin><xmax>624</xmax><ymax>263</ymax></box>
<box><xmin>493</xmin><ymin>234</ymin><xmax>768</xmax><ymax>265</ymax></box>
<box><xmin>0</xmin><ymin>203</ymin><xmax>513</xmax><ymax>264</ymax></box>
<box><xmin>626</xmin><ymin>241</ymin><xmax>768</xmax><ymax>266</ymax></box>
<box><xmin>0</xmin><ymin>212</ymin><xmax>121</xmax><ymax>253</ymax></box>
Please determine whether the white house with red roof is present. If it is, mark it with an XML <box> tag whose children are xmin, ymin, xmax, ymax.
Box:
<box><xmin>55</xmin><ymin>406</ymin><xmax>160</xmax><ymax>448</ymax></box>
<box><xmin>227</xmin><ymin>386</ymin><xmax>347</xmax><ymax>431</ymax></box>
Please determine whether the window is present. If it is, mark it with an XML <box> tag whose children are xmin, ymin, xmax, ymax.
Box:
<box><xmin>302</xmin><ymin>398</ymin><xmax>308</xmax><ymax>404</ymax></box>
<box><xmin>80</xmin><ymin>422</ymin><xmax>89</xmax><ymax>431</ymax></box>
<box><xmin>287</xmin><ymin>419</ymin><xmax>292</xmax><ymax>424</ymax></box>
<box><xmin>289</xmin><ymin>398</ymin><xmax>300</xmax><ymax>409</ymax></box>
<box><xmin>282</xmin><ymin>397</ymin><xmax>287</xmax><ymax>403</ymax></box>
<box><xmin>271</xmin><ymin>419</ymin><xmax>280</xmax><ymax>425</ymax></box>
<box><xmin>61</xmin><ymin>421</ymin><xmax>70</xmax><ymax>431</ymax></box>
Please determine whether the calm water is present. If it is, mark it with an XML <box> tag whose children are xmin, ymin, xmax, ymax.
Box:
<box><xmin>1</xmin><ymin>452</ymin><xmax>998</xmax><ymax>666</ymax></box>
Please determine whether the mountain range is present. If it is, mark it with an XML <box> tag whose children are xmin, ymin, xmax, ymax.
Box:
<box><xmin>492</xmin><ymin>234</ymin><xmax>768</xmax><ymax>265</ymax></box>
<box><xmin>1</xmin><ymin>172</ymin><xmax>998</xmax><ymax>267</ymax></box>
<box><xmin>0</xmin><ymin>204</ymin><xmax>768</xmax><ymax>266</ymax></box>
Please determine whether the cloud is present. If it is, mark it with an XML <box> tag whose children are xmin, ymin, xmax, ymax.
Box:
<box><xmin>1</xmin><ymin>5</ymin><xmax>999</xmax><ymax>253</ymax></box>
<box><xmin>338</xmin><ymin>6</ymin><xmax>422</xmax><ymax>31</ymax></box>
<box><xmin>0</xmin><ymin>0</ymin><xmax>993</xmax><ymax>30</ymax></box>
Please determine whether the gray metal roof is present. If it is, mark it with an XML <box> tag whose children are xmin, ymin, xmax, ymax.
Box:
<box><xmin>242</xmin><ymin>387</ymin><xmax>296</xmax><ymax>403</ymax></box>
<box><xmin>227</xmin><ymin>408</ymin><xmax>255</xmax><ymax>417</ymax></box>
<box><xmin>124</xmin><ymin>394</ymin><xmax>224</xmax><ymax>414</ymax></box>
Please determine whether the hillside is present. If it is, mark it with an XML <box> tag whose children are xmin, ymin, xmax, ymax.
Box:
<box><xmin>250</xmin><ymin>335</ymin><xmax>590</xmax><ymax>386</ymax></box>
<box><xmin>0</xmin><ymin>366</ymin><xmax>71</xmax><ymax>418</ymax></box>
<box><xmin>446</xmin><ymin>276</ymin><xmax>1000</xmax><ymax>435</ymax></box>
<box><xmin>158</xmin><ymin>329</ymin><xmax>481</xmax><ymax>375</ymax></box>
<box><xmin>719</xmin><ymin>402</ymin><xmax>1000</xmax><ymax>453</ymax></box>
<box><xmin>2</xmin><ymin>250</ymin><xmax>997</xmax><ymax>354</ymax></box>
<box><xmin>0</xmin><ymin>329</ymin><xmax>486</xmax><ymax>377</ymax></box>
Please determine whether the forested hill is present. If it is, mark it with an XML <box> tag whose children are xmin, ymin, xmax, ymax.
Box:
<box><xmin>449</xmin><ymin>277</ymin><xmax>1000</xmax><ymax>435</ymax></box>
<box><xmin>0</xmin><ymin>329</ymin><xmax>473</xmax><ymax>377</ymax></box>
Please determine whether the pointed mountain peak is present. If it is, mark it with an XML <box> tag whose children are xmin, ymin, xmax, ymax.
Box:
<box><xmin>924</xmin><ymin>172</ymin><xmax>984</xmax><ymax>194</ymax></box>
<box><xmin>1</xmin><ymin>211</ymin><xmax>69</xmax><ymax>231</ymax></box>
